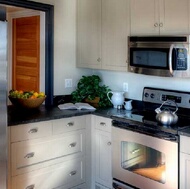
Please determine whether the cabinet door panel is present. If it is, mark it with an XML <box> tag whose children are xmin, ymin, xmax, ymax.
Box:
<box><xmin>180</xmin><ymin>152</ymin><xmax>190</xmax><ymax>189</ymax></box>
<box><xmin>77</xmin><ymin>0</ymin><xmax>101</xmax><ymax>69</ymax></box>
<box><xmin>160</xmin><ymin>0</ymin><xmax>190</xmax><ymax>34</ymax></box>
<box><xmin>130</xmin><ymin>0</ymin><xmax>159</xmax><ymax>35</ymax></box>
<box><xmin>95</xmin><ymin>130</ymin><xmax>112</xmax><ymax>188</ymax></box>
<box><xmin>101</xmin><ymin>0</ymin><xmax>129</xmax><ymax>70</ymax></box>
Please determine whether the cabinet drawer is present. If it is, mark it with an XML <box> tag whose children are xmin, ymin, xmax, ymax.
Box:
<box><xmin>95</xmin><ymin>116</ymin><xmax>112</xmax><ymax>133</ymax></box>
<box><xmin>11</xmin><ymin>158</ymin><xmax>85</xmax><ymax>189</ymax></box>
<box><xmin>11</xmin><ymin>130</ymin><xmax>85</xmax><ymax>176</ymax></box>
<box><xmin>52</xmin><ymin>116</ymin><xmax>86</xmax><ymax>135</ymax></box>
<box><xmin>10</xmin><ymin>121</ymin><xmax>52</xmax><ymax>142</ymax></box>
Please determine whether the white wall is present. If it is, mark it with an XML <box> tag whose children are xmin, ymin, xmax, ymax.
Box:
<box><xmin>31</xmin><ymin>0</ymin><xmax>92</xmax><ymax>95</ymax></box>
<box><xmin>32</xmin><ymin>0</ymin><xmax>190</xmax><ymax>100</ymax></box>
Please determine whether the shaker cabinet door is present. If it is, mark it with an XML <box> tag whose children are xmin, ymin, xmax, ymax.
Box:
<box><xmin>159</xmin><ymin>0</ymin><xmax>190</xmax><ymax>35</ymax></box>
<box><xmin>95</xmin><ymin>130</ymin><xmax>112</xmax><ymax>188</ymax></box>
<box><xmin>77</xmin><ymin>0</ymin><xmax>101</xmax><ymax>69</ymax></box>
<box><xmin>101</xmin><ymin>0</ymin><xmax>129</xmax><ymax>70</ymax></box>
<box><xmin>130</xmin><ymin>0</ymin><xmax>159</xmax><ymax>35</ymax></box>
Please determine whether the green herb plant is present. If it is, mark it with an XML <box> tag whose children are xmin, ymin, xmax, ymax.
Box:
<box><xmin>71</xmin><ymin>75</ymin><xmax>112</xmax><ymax>108</ymax></box>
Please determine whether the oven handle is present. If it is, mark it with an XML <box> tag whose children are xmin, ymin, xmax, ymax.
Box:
<box><xmin>169</xmin><ymin>44</ymin><xmax>174</xmax><ymax>76</ymax></box>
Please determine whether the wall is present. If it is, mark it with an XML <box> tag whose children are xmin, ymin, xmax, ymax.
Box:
<box><xmin>32</xmin><ymin>0</ymin><xmax>190</xmax><ymax>100</ymax></box>
<box><xmin>31</xmin><ymin>0</ymin><xmax>92</xmax><ymax>95</ymax></box>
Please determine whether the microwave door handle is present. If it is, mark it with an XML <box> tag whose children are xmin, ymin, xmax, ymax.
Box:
<box><xmin>169</xmin><ymin>44</ymin><xmax>174</xmax><ymax>76</ymax></box>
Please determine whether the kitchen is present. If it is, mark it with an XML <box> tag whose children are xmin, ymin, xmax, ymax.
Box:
<box><xmin>2</xmin><ymin>0</ymin><xmax>190</xmax><ymax>189</ymax></box>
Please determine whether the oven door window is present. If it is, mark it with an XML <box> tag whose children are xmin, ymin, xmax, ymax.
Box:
<box><xmin>121</xmin><ymin>141</ymin><xmax>166</xmax><ymax>184</ymax></box>
<box><xmin>130</xmin><ymin>48</ymin><xmax>169</xmax><ymax>69</ymax></box>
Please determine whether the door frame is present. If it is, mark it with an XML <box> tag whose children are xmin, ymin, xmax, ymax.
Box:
<box><xmin>0</xmin><ymin>0</ymin><xmax>54</xmax><ymax>106</ymax></box>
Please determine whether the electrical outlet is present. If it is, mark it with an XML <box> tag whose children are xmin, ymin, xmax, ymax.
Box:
<box><xmin>65</xmin><ymin>79</ymin><xmax>72</xmax><ymax>88</ymax></box>
<box><xmin>123</xmin><ymin>82</ymin><xmax>128</xmax><ymax>92</ymax></box>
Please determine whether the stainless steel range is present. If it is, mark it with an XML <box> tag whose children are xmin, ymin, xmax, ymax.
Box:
<box><xmin>112</xmin><ymin>87</ymin><xmax>190</xmax><ymax>189</ymax></box>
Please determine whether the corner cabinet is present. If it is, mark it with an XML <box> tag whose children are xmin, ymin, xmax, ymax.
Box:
<box><xmin>91</xmin><ymin>115</ymin><xmax>112</xmax><ymax>189</ymax></box>
<box><xmin>8</xmin><ymin>116</ymin><xmax>88</xmax><ymax>189</ymax></box>
<box><xmin>76</xmin><ymin>0</ymin><xmax>129</xmax><ymax>71</ymax></box>
<box><xmin>180</xmin><ymin>135</ymin><xmax>190</xmax><ymax>189</ymax></box>
<box><xmin>130</xmin><ymin>0</ymin><xmax>190</xmax><ymax>35</ymax></box>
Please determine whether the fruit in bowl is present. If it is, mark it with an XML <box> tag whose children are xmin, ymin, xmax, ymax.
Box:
<box><xmin>9</xmin><ymin>90</ymin><xmax>46</xmax><ymax>109</ymax></box>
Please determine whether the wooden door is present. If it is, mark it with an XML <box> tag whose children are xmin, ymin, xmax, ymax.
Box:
<box><xmin>12</xmin><ymin>16</ymin><xmax>40</xmax><ymax>92</ymax></box>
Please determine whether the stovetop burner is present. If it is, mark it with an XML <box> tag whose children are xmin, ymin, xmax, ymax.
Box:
<box><xmin>112</xmin><ymin>87</ymin><xmax>190</xmax><ymax>135</ymax></box>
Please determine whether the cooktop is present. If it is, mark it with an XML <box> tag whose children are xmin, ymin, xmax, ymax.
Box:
<box><xmin>112</xmin><ymin>87</ymin><xmax>190</xmax><ymax>135</ymax></box>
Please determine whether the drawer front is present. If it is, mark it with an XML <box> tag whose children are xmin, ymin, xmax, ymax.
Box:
<box><xmin>11</xmin><ymin>158</ymin><xmax>85</xmax><ymax>189</ymax></box>
<box><xmin>53</xmin><ymin>116</ymin><xmax>86</xmax><ymax>135</ymax></box>
<box><xmin>10</xmin><ymin>121</ymin><xmax>52</xmax><ymax>142</ymax></box>
<box><xmin>11</xmin><ymin>130</ymin><xmax>85</xmax><ymax>176</ymax></box>
<box><xmin>95</xmin><ymin>116</ymin><xmax>112</xmax><ymax>133</ymax></box>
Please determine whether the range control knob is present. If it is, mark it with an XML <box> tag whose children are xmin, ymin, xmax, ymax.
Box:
<box><xmin>150</xmin><ymin>93</ymin><xmax>155</xmax><ymax>98</ymax></box>
<box><xmin>144</xmin><ymin>93</ymin><xmax>149</xmax><ymax>98</ymax></box>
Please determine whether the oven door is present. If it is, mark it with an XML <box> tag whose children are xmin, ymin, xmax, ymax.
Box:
<box><xmin>112</xmin><ymin>126</ymin><xmax>178</xmax><ymax>189</ymax></box>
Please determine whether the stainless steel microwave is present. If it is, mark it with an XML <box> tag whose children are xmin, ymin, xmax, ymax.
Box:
<box><xmin>128</xmin><ymin>36</ymin><xmax>190</xmax><ymax>77</ymax></box>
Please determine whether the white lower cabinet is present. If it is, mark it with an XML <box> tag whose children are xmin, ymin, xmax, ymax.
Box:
<box><xmin>180</xmin><ymin>135</ymin><xmax>190</xmax><ymax>189</ymax></box>
<box><xmin>8</xmin><ymin>116</ymin><xmax>87</xmax><ymax>189</ymax></box>
<box><xmin>92</xmin><ymin>115</ymin><xmax>112</xmax><ymax>189</ymax></box>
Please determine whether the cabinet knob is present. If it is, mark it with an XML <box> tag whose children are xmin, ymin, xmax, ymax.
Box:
<box><xmin>97</xmin><ymin>57</ymin><xmax>101</xmax><ymax>62</ymax></box>
<box><xmin>28</xmin><ymin>128</ymin><xmax>38</xmax><ymax>134</ymax></box>
<box><xmin>69</xmin><ymin>142</ymin><xmax>77</xmax><ymax>148</ymax></box>
<box><xmin>159</xmin><ymin>23</ymin><xmax>163</xmax><ymax>27</ymax></box>
<box><xmin>100</xmin><ymin>122</ymin><xmax>106</xmax><ymax>126</ymax></box>
<box><xmin>69</xmin><ymin>170</ymin><xmax>77</xmax><ymax>176</ymax></box>
<box><xmin>67</xmin><ymin>122</ymin><xmax>74</xmax><ymax>127</ymax></box>
<box><xmin>154</xmin><ymin>23</ymin><xmax>158</xmax><ymax>27</ymax></box>
<box><xmin>107</xmin><ymin>142</ymin><xmax>111</xmax><ymax>146</ymax></box>
<box><xmin>24</xmin><ymin>152</ymin><xmax>35</xmax><ymax>159</ymax></box>
<box><xmin>25</xmin><ymin>185</ymin><xmax>35</xmax><ymax>189</ymax></box>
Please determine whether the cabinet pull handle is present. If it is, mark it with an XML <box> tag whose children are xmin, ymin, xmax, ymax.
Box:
<box><xmin>24</xmin><ymin>152</ymin><xmax>35</xmax><ymax>159</ymax></box>
<box><xmin>69</xmin><ymin>170</ymin><xmax>77</xmax><ymax>176</ymax></box>
<box><xmin>131</xmin><ymin>149</ymin><xmax>140</xmax><ymax>154</ymax></box>
<box><xmin>100</xmin><ymin>122</ymin><xmax>106</xmax><ymax>126</ymax></box>
<box><xmin>67</xmin><ymin>122</ymin><xmax>74</xmax><ymax>127</ymax></box>
<box><xmin>154</xmin><ymin>23</ymin><xmax>158</xmax><ymax>27</ymax></box>
<box><xmin>25</xmin><ymin>185</ymin><xmax>35</xmax><ymax>189</ymax></box>
<box><xmin>159</xmin><ymin>23</ymin><xmax>163</xmax><ymax>27</ymax></box>
<box><xmin>107</xmin><ymin>142</ymin><xmax>111</xmax><ymax>146</ymax></box>
<box><xmin>69</xmin><ymin>142</ymin><xmax>76</xmax><ymax>148</ymax></box>
<box><xmin>28</xmin><ymin>128</ymin><xmax>38</xmax><ymax>134</ymax></box>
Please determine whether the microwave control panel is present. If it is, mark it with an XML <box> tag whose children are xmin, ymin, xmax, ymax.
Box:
<box><xmin>174</xmin><ymin>48</ymin><xmax>187</xmax><ymax>70</ymax></box>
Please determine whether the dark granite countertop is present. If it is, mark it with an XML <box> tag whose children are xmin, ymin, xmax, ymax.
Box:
<box><xmin>8</xmin><ymin>105</ymin><xmax>125</xmax><ymax>126</ymax></box>
<box><xmin>8</xmin><ymin>104</ymin><xmax>190</xmax><ymax>137</ymax></box>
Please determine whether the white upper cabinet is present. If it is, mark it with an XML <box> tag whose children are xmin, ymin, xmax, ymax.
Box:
<box><xmin>77</xmin><ymin>0</ymin><xmax>129</xmax><ymax>70</ymax></box>
<box><xmin>77</xmin><ymin>0</ymin><xmax>102</xmax><ymax>69</ymax></box>
<box><xmin>130</xmin><ymin>0</ymin><xmax>190</xmax><ymax>35</ymax></box>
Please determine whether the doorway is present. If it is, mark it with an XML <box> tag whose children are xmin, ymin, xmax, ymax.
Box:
<box><xmin>0</xmin><ymin>0</ymin><xmax>54</xmax><ymax>105</ymax></box>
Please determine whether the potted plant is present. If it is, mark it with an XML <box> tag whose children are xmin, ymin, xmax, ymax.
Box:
<box><xmin>71</xmin><ymin>75</ymin><xmax>112</xmax><ymax>108</ymax></box>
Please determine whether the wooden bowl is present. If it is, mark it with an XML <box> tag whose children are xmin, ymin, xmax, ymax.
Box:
<box><xmin>9</xmin><ymin>96</ymin><xmax>46</xmax><ymax>109</ymax></box>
